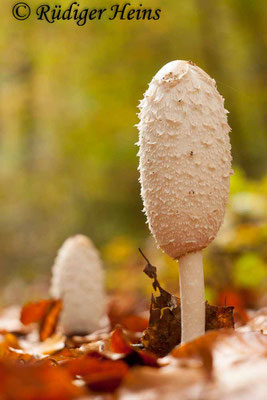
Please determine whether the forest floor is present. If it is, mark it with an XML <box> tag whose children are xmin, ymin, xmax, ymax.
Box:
<box><xmin>0</xmin><ymin>261</ymin><xmax>266</xmax><ymax>400</ymax></box>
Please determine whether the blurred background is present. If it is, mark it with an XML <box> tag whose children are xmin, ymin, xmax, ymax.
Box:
<box><xmin>0</xmin><ymin>0</ymin><xmax>266</xmax><ymax>311</ymax></box>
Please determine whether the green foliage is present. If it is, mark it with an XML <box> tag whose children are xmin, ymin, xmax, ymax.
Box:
<box><xmin>0</xmin><ymin>0</ymin><xmax>266</xmax><ymax>291</ymax></box>
<box><xmin>233</xmin><ymin>253</ymin><xmax>266</xmax><ymax>289</ymax></box>
<box><xmin>203</xmin><ymin>171</ymin><xmax>267</xmax><ymax>301</ymax></box>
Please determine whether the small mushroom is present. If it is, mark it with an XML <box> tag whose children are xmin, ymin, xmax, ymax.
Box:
<box><xmin>50</xmin><ymin>235</ymin><xmax>107</xmax><ymax>335</ymax></box>
<box><xmin>137</xmin><ymin>60</ymin><xmax>232</xmax><ymax>343</ymax></box>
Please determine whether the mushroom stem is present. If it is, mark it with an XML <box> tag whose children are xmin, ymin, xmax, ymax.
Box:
<box><xmin>178</xmin><ymin>250</ymin><xmax>205</xmax><ymax>343</ymax></box>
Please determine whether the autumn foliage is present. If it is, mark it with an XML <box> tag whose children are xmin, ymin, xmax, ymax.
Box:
<box><xmin>0</xmin><ymin>262</ymin><xmax>266</xmax><ymax>399</ymax></box>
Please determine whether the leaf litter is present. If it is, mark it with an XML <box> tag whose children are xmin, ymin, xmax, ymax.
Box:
<box><xmin>140</xmin><ymin>248</ymin><xmax>234</xmax><ymax>357</ymax></box>
<box><xmin>0</xmin><ymin>251</ymin><xmax>265</xmax><ymax>399</ymax></box>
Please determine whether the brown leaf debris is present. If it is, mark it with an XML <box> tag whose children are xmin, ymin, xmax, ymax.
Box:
<box><xmin>20</xmin><ymin>299</ymin><xmax>62</xmax><ymax>342</ymax></box>
<box><xmin>139</xmin><ymin>249</ymin><xmax>234</xmax><ymax>357</ymax></box>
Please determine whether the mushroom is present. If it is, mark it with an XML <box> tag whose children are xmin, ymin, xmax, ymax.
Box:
<box><xmin>50</xmin><ymin>235</ymin><xmax>107</xmax><ymax>335</ymax></box>
<box><xmin>137</xmin><ymin>60</ymin><xmax>232</xmax><ymax>343</ymax></box>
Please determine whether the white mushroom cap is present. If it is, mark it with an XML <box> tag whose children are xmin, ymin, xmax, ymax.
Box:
<box><xmin>138</xmin><ymin>60</ymin><xmax>232</xmax><ymax>259</ymax></box>
<box><xmin>50</xmin><ymin>235</ymin><xmax>107</xmax><ymax>335</ymax></box>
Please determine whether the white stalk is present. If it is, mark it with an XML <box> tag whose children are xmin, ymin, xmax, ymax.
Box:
<box><xmin>178</xmin><ymin>251</ymin><xmax>205</xmax><ymax>343</ymax></box>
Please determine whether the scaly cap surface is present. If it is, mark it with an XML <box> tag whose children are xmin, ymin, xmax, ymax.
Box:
<box><xmin>50</xmin><ymin>235</ymin><xmax>106</xmax><ymax>335</ymax></box>
<box><xmin>137</xmin><ymin>60</ymin><xmax>232</xmax><ymax>259</ymax></box>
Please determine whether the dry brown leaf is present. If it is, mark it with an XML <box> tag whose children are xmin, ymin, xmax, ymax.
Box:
<box><xmin>211</xmin><ymin>331</ymin><xmax>267</xmax><ymax>400</ymax></box>
<box><xmin>110</xmin><ymin>328</ymin><xmax>132</xmax><ymax>355</ymax></box>
<box><xmin>117</xmin><ymin>365</ymin><xmax>206</xmax><ymax>400</ymax></box>
<box><xmin>172</xmin><ymin>330</ymin><xmax>224</xmax><ymax>378</ymax></box>
<box><xmin>20</xmin><ymin>299</ymin><xmax>62</xmax><ymax>342</ymax></box>
<box><xmin>118</xmin><ymin>330</ymin><xmax>267</xmax><ymax>400</ymax></box>
<box><xmin>0</xmin><ymin>333</ymin><xmax>34</xmax><ymax>363</ymax></box>
<box><xmin>39</xmin><ymin>300</ymin><xmax>62</xmax><ymax>341</ymax></box>
<box><xmin>119</xmin><ymin>315</ymin><xmax>148</xmax><ymax>332</ymax></box>
<box><xmin>0</xmin><ymin>360</ymin><xmax>84</xmax><ymax>400</ymax></box>
<box><xmin>140</xmin><ymin>254</ymin><xmax>234</xmax><ymax>357</ymax></box>
<box><xmin>212</xmin><ymin>330</ymin><xmax>267</xmax><ymax>367</ymax></box>
<box><xmin>217</xmin><ymin>289</ymin><xmax>255</xmax><ymax>323</ymax></box>
<box><xmin>172</xmin><ymin>329</ymin><xmax>267</xmax><ymax>392</ymax></box>
<box><xmin>20</xmin><ymin>300</ymin><xmax>55</xmax><ymax>325</ymax></box>
<box><xmin>66</xmin><ymin>354</ymin><xmax>129</xmax><ymax>392</ymax></box>
<box><xmin>108</xmin><ymin>327</ymin><xmax>159</xmax><ymax>368</ymax></box>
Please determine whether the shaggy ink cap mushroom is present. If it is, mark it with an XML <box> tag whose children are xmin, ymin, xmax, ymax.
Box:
<box><xmin>137</xmin><ymin>60</ymin><xmax>232</xmax><ymax>343</ymax></box>
<box><xmin>50</xmin><ymin>235</ymin><xmax>107</xmax><ymax>336</ymax></box>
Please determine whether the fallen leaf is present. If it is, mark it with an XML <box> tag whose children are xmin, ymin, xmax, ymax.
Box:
<box><xmin>212</xmin><ymin>330</ymin><xmax>267</xmax><ymax>367</ymax></box>
<box><xmin>217</xmin><ymin>289</ymin><xmax>249</xmax><ymax>323</ymax></box>
<box><xmin>172</xmin><ymin>330</ymin><xmax>222</xmax><ymax>378</ymax></box>
<box><xmin>20</xmin><ymin>299</ymin><xmax>62</xmax><ymax>342</ymax></box>
<box><xmin>119</xmin><ymin>315</ymin><xmax>148</xmax><ymax>332</ymax></box>
<box><xmin>140</xmin><ymin>252</ymin><xmax>234</xmax><ymax>357</ymax></box>
<box><xmin>211</xmin><ymin>331</ymin><xmax>267</xmax><ymax>400</ymax></box>
<box><xmin>40</xmin><ymin>300</ymin><xmax>62</xmax><ymax>341</ymax></box>
<box><xmin>109</xmin><ymin>327</ymin><xmax>159</xmax><ymax>368</ymax></box>
<box><xmin>66</xmin><ymin>354</ymin><xmax>129</xmax><ymax>392</ymax></box>
<box><xmin>172</xmin><ymin>329</ymin><xmax>267</xmax><ymax>380</ymax></box>
<box><xmin>0</xmin><ymin>333</ymin><xmax>31</xmax><ymax>362</ymax></box>
<box><xmin>140</xmin><ymin>251</ymin><xmax>181</xmax><ymax>357</ymax></box>
<box><xmin>20</xmin><ymin>300</ymin><xmax>54</xmax><ymax>325</ymax></box>
<box><xmin>206</xmin><ymin>302</ymin><xmax>234</xmax><ymax>330</ymax></box>
<box><xmin>110</xmin><ymin>328</ymin><xmax>132</xmax><ymax>355</ymax></box>
<box><xmin>117</xmin><ymin>365</ymin><xmax>206</xmax><ymax>400</ymax></box>
<box><xmin>0</xmin><ymin>360</ymin><xmax>83</xmax><ymax>400</ymax></box>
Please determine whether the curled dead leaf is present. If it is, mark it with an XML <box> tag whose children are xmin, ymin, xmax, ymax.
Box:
<box><xmin>110</xmin><ymin>328</ymin><xmax>132</xmax><ymax>355</ymax></box>
<box><xmin>20</xmin><ymin>300</ymin><xmax>54</xmax><ymax>325</ymax></box>
<box><xmin>66</xmin><ymin>354</ymin><xmax>129</xmax><ymax>392</ymax></box>
<box><xmin>20</xmin><ymin>299</ymin><xmax>62</xmax><ymax>342</ymax></box>
<box><xmin>39</xmin><ymin>300</ymin><xmax>62</xmax><ymax>341</ymax></box>
<box><xmin>109</xmin><ymin>327</ymin><xmax>159</xmax><ymax>368</ymax></box>
<box><xmin>140</xmin><ymin>252</ymin><xmax>234</xmax><ymax>357</ymax></box>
